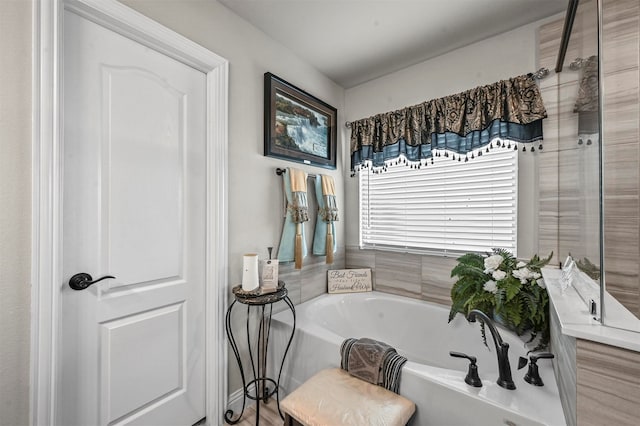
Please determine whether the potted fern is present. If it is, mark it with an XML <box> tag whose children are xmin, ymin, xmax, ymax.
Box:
<box><xmin>448</xmin><ymin>249</ymin><xmax>553</xmax><ymax>350</ymax></box>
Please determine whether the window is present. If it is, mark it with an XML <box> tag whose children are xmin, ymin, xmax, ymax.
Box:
<box><xmin>359</xmin><ymin>145</ymin><xmax>518</xmax><ymax>256</ymax></box>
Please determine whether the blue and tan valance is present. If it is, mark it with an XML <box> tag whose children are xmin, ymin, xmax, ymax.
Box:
<box><xmin>349</xmin><ymin>74</ymin><xmax>547</xmax><ymax>173</ymax></box>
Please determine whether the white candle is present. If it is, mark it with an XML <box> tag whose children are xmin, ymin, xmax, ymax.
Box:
<box><xmin>242</xmin><ymin>253</ymin><xmax>259</xmax><ymax>291</ymax></box>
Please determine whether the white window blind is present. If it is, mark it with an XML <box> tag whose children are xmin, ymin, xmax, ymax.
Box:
<box><xmin>359</xmin><ymin>146</ymin><xmax>518</xmax><ymax>256</ymax></box>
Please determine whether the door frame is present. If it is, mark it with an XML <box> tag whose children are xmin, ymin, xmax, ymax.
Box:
<box><xmin>30</xmin><ymin>0</ymin><xmax>229</xmax><ymax>424</ymax></box>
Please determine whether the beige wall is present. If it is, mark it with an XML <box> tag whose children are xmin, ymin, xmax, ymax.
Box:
<box><xmin>120</xmin><ymin>0</ymin><xmax>346</xmax><ymax>287</ymax></box>
<box><xmin>0</xmin><ymin>1</ymin><xmax>32</xmax><ymax>425</ymax></box>
<box><xmin>119</xmin><ymin>0</ymin><xmax>347</xmax><ymax>397</ymax></box>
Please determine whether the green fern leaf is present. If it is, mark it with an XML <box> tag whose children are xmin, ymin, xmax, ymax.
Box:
<box><xmin>527</xmin><ymin>251</ymin><xmax>553</xmax><ymax>270</ymax></box>
<box><xmin>504</xmin><ymin>278</ymin><xmax>522</xmax><ymax>301</ymax></box>
<box><xmin>451</xmin><ymin>263</ymin><xmax>487</xmax><ymax>281</ymax></box>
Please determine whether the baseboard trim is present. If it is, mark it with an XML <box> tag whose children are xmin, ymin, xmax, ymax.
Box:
<box><xmin>225</xmin><ymin>384</ymin><xmax>256</xmax><ymax>419</ymax></box>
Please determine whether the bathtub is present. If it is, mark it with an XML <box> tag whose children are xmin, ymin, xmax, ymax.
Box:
<box><xmin>269</xmin><ymin>291</ymin><xmax>566</xmax><ymax>426</ymax></box>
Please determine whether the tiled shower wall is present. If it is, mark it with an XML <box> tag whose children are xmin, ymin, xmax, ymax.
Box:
<box><xmin>539</xmin><ymin>0</ymin><xmax>640</xmax><ymax>315</ymax></box>
<box><xmin>539</xmin><ymin>1</ymin><xmax>640</xmax><ymax>425</ymax></box>
<box><xmin>538</xmin><ymin>0</ymin><xmax>640</xmax><ymax>320</ymax></box>
<box><xmin>600</xmin><ymin>0</ymin><xmax>640</xmax><ymax>318</ymax></box>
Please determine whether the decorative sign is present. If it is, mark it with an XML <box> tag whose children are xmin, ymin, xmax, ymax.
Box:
<box><xmin>327</xmin><ymin>269</ymin><xmax>372</xmax><ymax>294</ymax></box>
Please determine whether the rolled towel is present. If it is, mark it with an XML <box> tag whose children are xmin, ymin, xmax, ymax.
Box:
<box><xmin>277</xmin><ymin>167</ymin><xmax>309</xmax><ymax>269</ymax></box>
<box><xmin>312</xmin><ymin>174</ymin><xmax>338</xmax><ymax>264</ymax></box>
<box><xmin>321</xmin><ymin>175</ymin><xmax>338</xmax><ymax>265</ymax></box>
<box><xmin>340</xmin><ymin>337</ymin><xmax>407</xmax><ymax>394</ymax></box>
<box><xmin>290</xmin><ymin>168</ymin><xmax>308</xmax><ymax>270</ymax></box>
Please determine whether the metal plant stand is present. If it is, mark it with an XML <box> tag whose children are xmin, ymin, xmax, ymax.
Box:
<box><xmin>224</xmin><ymin>281</ymin><xmax>296</xmax><ymax>425</ymax></box>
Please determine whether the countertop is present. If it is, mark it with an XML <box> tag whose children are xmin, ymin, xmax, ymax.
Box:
<box><xmin>542</xmin><ymin>267</ymin><xmax>640</xmax><ymax>352</ymax></box>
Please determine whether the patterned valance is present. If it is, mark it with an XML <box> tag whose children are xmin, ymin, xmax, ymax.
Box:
<box><xmin>350</xmin><ymin>74</ymin><xmax>547</xmax><ymax>173</ymax></box>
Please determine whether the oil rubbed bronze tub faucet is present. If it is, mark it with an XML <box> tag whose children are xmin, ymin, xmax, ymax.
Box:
<box><xmin>467</xmin><ymin>309</ymin><xmax>516</xmax><ymax>390</ymax></box>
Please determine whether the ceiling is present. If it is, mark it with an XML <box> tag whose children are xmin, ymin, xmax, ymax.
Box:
<box><xmin>219</xmin><ymin>0</ymin><xmax>568</xmax><ymax>88</ymax></box>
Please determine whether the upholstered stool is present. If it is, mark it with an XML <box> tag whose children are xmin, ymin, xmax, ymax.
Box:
<box><xmin>280</xmin><ymin>368</ymin><xmax>415</xmax><ymax>426</ymax></box>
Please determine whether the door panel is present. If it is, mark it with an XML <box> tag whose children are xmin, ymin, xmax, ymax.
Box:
<box><xmin>104</xmin><ymin>66</ymin><xmax>185</xmax><ymax>287</ymax></box>
<box><xmin>101</xmin><ymin>303</ymin><xmax>184</xmax><ymax>422</ymax></box>
<box><xmin>61</xmin><ymin>9</ymin><xmax>206</xmax><ymax>426</ymax></box>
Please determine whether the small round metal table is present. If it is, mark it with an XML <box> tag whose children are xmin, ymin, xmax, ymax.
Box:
<box><xmin>224</xmin><ymin>281</ymin><xmax>296</xmax><ymax>425</ymax></box>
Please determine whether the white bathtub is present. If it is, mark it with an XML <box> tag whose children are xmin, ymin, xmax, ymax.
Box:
<box><xmin>269</xmin><ymin>291</ymin><xmax>566</xmax><ymax>426</ymax></box>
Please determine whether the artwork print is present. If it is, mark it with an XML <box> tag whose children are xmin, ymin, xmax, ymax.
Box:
<box><xmin>264</xmin><ymin>73</ymin><xmax>337</xmax><ymax>169</ymax></box>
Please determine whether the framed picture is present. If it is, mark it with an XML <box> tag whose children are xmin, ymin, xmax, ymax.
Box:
<box><xmin>264</xmin><ymin>72</ymin><xmax>337</xmax><ymax>169</ymax></box>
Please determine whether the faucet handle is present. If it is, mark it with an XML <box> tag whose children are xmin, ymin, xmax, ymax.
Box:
<box><xmin>519</xmin><ymin>352</ymin><xmax>555</xmax><ymax>386</ymax></box>
<box><xmin>518</xmin><ymin>356</ymin><xmax>529</xmax><ymax>370</ymax></box>
<box><xmin>449</xmin><ymin>351</ymin><xmax>482</xmax><ymax>387</ymax></box>
<box><xmin>450</xmin><ymin>351</ymin><xmax>476</xmax><ymax>363</ymax></box>
<box><xmin>530</xmin><ymin>352</ymin><xmax>555</xmax><ymax>362</ymax></box>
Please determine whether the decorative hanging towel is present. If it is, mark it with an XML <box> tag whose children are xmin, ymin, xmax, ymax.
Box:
<box><xmin>312</xmin><ymin>174</ymin><xmax>338</xmax><ymax>264</ymax></box>
<box><xmin>573</xmin><ymin>55</ymin><xmax>599</xmax><ymax>136</ymax></box>
<box><xmin>277</xmin><ymin>168</ymin><xmax>309</xmax><ymax>269</ymax></box>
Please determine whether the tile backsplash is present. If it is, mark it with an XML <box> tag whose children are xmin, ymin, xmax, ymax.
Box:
<box><xmin>276</xmin><ymin>246</ymin><xmax>346</xmax><ymax>308</ymax></box>
<box><xmin>345</xmin><ymin>246</ymin><xmax>457</xmax><ymax>307</ymax></box>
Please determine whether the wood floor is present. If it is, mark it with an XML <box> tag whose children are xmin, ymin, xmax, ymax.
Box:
<box><xmin>232</xmin><ymin>398</ymin><xmax>284</xmax><ymax>426</ymax></box>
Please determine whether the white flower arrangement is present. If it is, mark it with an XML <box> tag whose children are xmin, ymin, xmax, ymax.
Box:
<box><xmin>483</xmin><ymin>280</ymin><xmax>498</xmax><ymax>294</ymax></box>
<box><xmin>449</xmin><ymin>248</ymin><xmax>553</xmax><ymax>350</ymax></box>
<box><xmin>492</xmin><ymin>270</ymin><xmax>507</xmax><ymax>281</ymax></box>
<box><xmin>484</xmin><ymin>254</ymin><xmax>503</xmax><ymax>273</ymax></box>
<box><xmin>512</xmin><ymin>267</ymin><xmax>532</xmax><ymax>283</ymax></box>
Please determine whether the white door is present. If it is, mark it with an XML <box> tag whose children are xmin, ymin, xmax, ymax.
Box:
<box><xmin>59</xmin><ymin>9</ymin><xmax>206</xmax><ymax>425</ymax></box>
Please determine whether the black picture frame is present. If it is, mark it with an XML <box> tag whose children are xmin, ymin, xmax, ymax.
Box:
<box><xmin>264</xmin><ymin>72</ymin><xmax>337</xmax><ymax>169</ymax></box>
